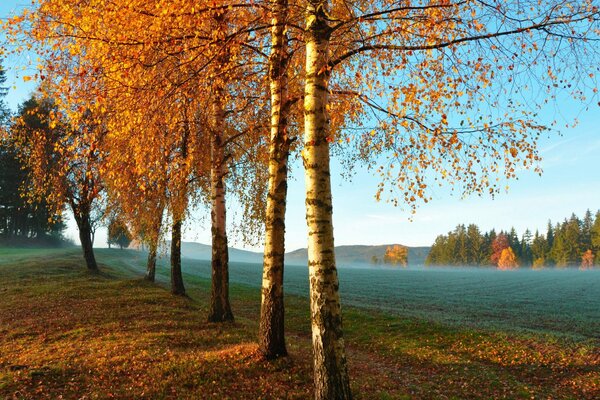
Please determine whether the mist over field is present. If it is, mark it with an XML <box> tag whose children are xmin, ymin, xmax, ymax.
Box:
<box><xmin>110</xmin><ymin>250</ymin><xmax>600</xmax><ymax>340</ymax></box>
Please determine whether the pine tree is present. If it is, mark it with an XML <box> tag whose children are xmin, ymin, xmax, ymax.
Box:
<box><xmin>426</xmin><ymin>235</ymin><xmax>449</xmax><ymax>265</ymax></box>
<box><xmin>521</xmin><ymin>229</ymin><xmax>533</xmax><ymax>266</ymax></box>
<box><xmin>466</xmin><ymin>224</ymin><xmax>483</xmax><ymax>265</ymax></box>
<box><xmin>581</xmin><ymin>209</ymin><xmax>593</xmax><ymax>251</ymax></box>
<box><xmin>455</xmin><ymin>224</ymin><xmax>468</xmax><ymax>265</ymax></box>
<box><xmin>590</xmin><ymin>211</ymin><xmax>600</xmax><ymax>254</ymax></box>
<box><xmin>508</xmin><ymin>227</ymin><xmax>521</xmax><ymax>260</ymax></box>
<box><xmin>551</xmin><ymin>221</ymin><xmax>568</xmax><ymax>267</ymax></box>
<box><xmin>546</xmin><ymin>221</ymin><xmax>555</xmax><ymax>264</ymax></box>
<box><xmin>564</xmin><ymin>214</ymin><xmax>582</xmax><ymax>266</ymax></box>
<box><xmin>531</xmin><ymin>230</ymin><xmax>548</xmax><ymax>267</ymax></box>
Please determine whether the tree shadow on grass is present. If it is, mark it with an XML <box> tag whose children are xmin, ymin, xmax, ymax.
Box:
<box><xmin>1</xmin><ymin>257</ymin><xmax>598</xmax><ymax>399</ymax></box>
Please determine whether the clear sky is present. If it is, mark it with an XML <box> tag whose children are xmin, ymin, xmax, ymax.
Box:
<box><xmin>2</xmin><ymin>1</ymin><xmax>599</xmax><ymax>252</ymax></box>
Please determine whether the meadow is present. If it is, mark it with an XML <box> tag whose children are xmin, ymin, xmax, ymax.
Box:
<box><xmin>0</xmin><ymin>248</ymin><xmax>598</xmax><ymax>399</ymax></box>
<box><xmin>118</xmin><ymin>250</ymin><xmax>600</xmax><ymax>340</ymax></box>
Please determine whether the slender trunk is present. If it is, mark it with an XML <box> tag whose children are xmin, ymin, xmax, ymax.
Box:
<box><xmin>259</xmin><ymin>0</ymin><xmax>291</xmax><ymax>360</ymax></box>
<box><xmin>145</xmin><ymin>209</ymin><xmax>163</xmax><ymax>282</ymax></box>
<box><xmin>207</xmin><ymin>86</ymin><xmax>234</xmax><ymax>323</ymax></box>
<box><xmin>146</xmin><ymin>237</ymin><xmax>158</xmax><ymax>282</ymax></box>
<box><xmin>303</xmin><ymin>2</ymin><xmax>352</xmax><ymax>399</ymax></box>
<box><xmin>170</xmin><ymin>219</ymin><xmax>185</xmax><ymax>295</ymax></box>
<box><xmin>73</xmin><ymin>204</ymin><xmax>99</xmax><ymax>273</ymax></box>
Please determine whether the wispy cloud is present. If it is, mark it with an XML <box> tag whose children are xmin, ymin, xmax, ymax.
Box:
<box><xmin>540</xmin><ymin>136</ymin><xmax>579</xmax><ymax>154</ymax></box>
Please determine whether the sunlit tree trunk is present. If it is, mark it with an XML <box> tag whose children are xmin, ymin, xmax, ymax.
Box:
<box><xmin>72</xmin><ymin>201</ymin><xmax>98</xmax><ymax>273</ymax></box>
<box><xmin>259</xmin><ymin>0</ymin><xmax>291</xmax><ymax>359</ymax></box>
<box><xmin>170</xmin><ymin>218</ymin><xmax>185</xmax><ymax>295</ymax></box>
<box><xmin>207</xmin><ymin>86</ymin><xmax>234</xmax><ymax>322</ymax></box>
<box><xmin>145</xmin><ymin>205</ymin><xmax>163</xmax><ymax>282</ymax></box>
<box><xmin>146</xmin><ymin>240</ymin><xmax>157</xmax><ymax>282</ymax></box>
<box><xmin>303</xmin><ymin>1</ymin><xmax>352</xmax><ymax>398</ymax></box>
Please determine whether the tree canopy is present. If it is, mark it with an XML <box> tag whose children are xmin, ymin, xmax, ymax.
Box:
<box><xmin>2</xmin><ymin>0</ymin><xmax>599</xmax><ymax>398</ymax></box>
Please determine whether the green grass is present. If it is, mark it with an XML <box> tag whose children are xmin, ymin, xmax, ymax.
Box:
<box><xmin>103</xmin><ymin>249</ymin><xmax>600</xmax><ymax>340</ymax></box>
<box><xmin>0</xmin><ymin>248</ymin><xmax>598</xmax><ymax>399</ymax></box>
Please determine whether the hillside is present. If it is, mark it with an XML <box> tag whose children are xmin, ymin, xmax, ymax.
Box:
<box><xmin>179</xmin><ymin>242</ymin><xmax>430</xmax><ymax>266</ymax></box>
<box><xmin>180</xmin><ymin>242</ymin><xmax>263</xmax><ymax>264</ymax></box>
<box><xmin>286</xmin><ymin>244</ymin><xmax>431</xmax><ymax>266</ymax></box>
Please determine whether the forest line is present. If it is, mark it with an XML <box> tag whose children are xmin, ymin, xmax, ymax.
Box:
<box><xmin>427</xmin><ymin>210</ymin><xmax>600</xmax><ymax>269</ymax></box>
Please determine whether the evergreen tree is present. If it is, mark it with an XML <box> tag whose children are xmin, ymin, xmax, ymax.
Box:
<box><xmin>521</xmin><ymin>229</ymin><xmax>533</xmax><ymax>266</ymax></box>
<box><xmin>483</xmin><ymin>229</ymin><xmax>497</xmax><ymax>266</ymax></box>
<box><xmin>551</xmin><ymin>221</ymin><xmax>568</xmax><ymax>267</ymax></box>
<box><xmin>581</xmin><ymin>209</ymin><xmax>594</xmax><ymax>251</ymax></box>
<box><xmin>445</xmin><ymin>230</ymin><xmax>459</xmax><ymax>265</ymax></box>
<box><xmin>563</xmin><ymin>214</ymin><xmax>582</xmax><ymax>266</ymax></box>
<box><xmin>545</xmin><ymin>221</ymin><xmax>555</xmax><ymax>264</ymax></box>
<box><xmin>531</xmin><ymin>230</ymin><xmax>548</xmax><ymax>267</ymax></box>
<box><xmin>455</xmin><ymin>224</ymin><xmax>468</xmax><ymax>265</ymax></box>
<box><xmin>466</xmin><ymin>224</ymin><xmax>483</xmax><ymax>265</ymax></box>
<box><xmin>426</xmin><ymin>234</ymin><xmax>448</xmax><ymax>265</ymax></box>
<box><xmin>508</xmin><ymin>227</ymin><xmax>521</xmax><ymax>259</ymax></box>
<box><xmin>591</xmin><ymin>211</ymin><xmax>600</xmax><ymax>264</ymax></box>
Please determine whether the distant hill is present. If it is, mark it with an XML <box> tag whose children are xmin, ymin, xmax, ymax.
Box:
<box><xmin>180</xmin><ymin>242</ymin><xmax>263</xmax><ymax>264</ymax></box>
<box><xmin>179</xmin><ymin>241</ymin><xmax>430</xmax><ymax>266</ymax></box>
<box><xmin>286</xmin><ymin>244</ymin><xmax>430</xmax><ymax>266</ymax></box>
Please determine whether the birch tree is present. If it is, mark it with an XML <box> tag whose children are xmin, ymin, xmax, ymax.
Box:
<box><xmin>300</xmin><ymin>0</ymin><xmax>599</xmax><ymax>398</ymax></box>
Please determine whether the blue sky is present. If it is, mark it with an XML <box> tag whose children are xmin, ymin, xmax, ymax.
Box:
<box><xmin>2</xmin><ymin>1</ymin><xmax>599</xmax><ymax>252</ymax></box>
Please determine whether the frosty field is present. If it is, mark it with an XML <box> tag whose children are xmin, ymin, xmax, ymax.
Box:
<box><xmin>3</xmin><ymin>248</ymin><xmax>599</xmax><ymax>399</ymax></box>
<box><xmin>105</xmin><ymin>249</ymin><xmax>600</xmax><ymax>340</ymax></box>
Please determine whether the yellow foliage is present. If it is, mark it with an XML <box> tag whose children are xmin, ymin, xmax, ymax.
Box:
<box><xmin>383</xmin><ymin>244</ymin><xmax>408</xmax><ymax>267</ymax></box>
<box><xmin>498</xmin><ymin>247</ymin><xmax>518</xmax><ymax>270</ymax></box>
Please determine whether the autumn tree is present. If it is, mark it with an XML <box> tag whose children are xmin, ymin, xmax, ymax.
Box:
<box><xmin>8</xmin><ymin>95</ymin><xmax>104</xmax><ymax>271</ymax></box>
<box><xmin>0</xmin><ymin>62</ymin><xmax>8</xmax><ymax>125</ymax></box>
<box><xmin>258</xmin><ymin>0</ymin><xmax>300</xmax><ymax>360</ymax></box>
<box><xmin>580</xmin><ymin>249</ymin><xmax>594</xmax><ymax>270</ymax></box>
<box><xmin>298</xmin><ymin>1</ymin><xmax>599</xmax><ymax>395</ymax></box>
<box><xmin>107</xmin><ymin>218</ymin><xmax>132</xmax><ymax>249</ymax></box>
<box><xmin>0</xmin><ymin>65</ymin><xmax>64</xmax><ymax>243</ymax></box>
<box><xmin>490</xmin><ymin>233</ymin><xmax>510</xmax><ymax>266</ymax></box>
<box><xmin>383</xmin><ymin>244</ymin><xmax>408</xmax><ymax>266</ymax></box>
<box><xmin>7</xmin><ymin>0</ymin><xmax>600</xmax><ymax>397</ymax></box>
<box><xmin>498</xmin><ymin>247</ymin><xmax>518</xmax><ymax>270</ymax></box>
<box><xmin>10</xmin><ymin>0</ymin><xmax>271</xmax><ymax>302</ymax></box>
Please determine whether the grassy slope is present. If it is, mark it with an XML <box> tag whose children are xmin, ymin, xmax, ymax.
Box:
<box><xmin>0</xmin><ymin>249</ymin><xmax>598</xmax><ymax>399</ymax></box>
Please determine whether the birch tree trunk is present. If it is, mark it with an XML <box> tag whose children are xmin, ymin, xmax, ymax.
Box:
<box><xmin>170</xmin><ymin>218</ymin><xmax>185</xmax><ymax>295</ymax></box>
<box><xmin>73</xmin><ymin>202</ymin><xmax>99</xmax><ymax>273</ymax></box>
<box><xmin>146</xmin><ymin>241</ymin><xmax>157</xmax><ymax>282</ymax></box>
<box><xmin>303</xmin><ymin>1</ymin><xmax>352</xmax><ymax>398</ymax></box>
<box><xmin>259</xmin><ymin>0</ymin><xmax>291</xmax><ymax>359</ymax></box>
<box><xmin>208</xmin><ymin>86</ymin><xmax>234</xmax><ymax>323</ymax></box>
<box><xmin>146</xmin><ymin>202</ymin><xmax>164</xmax><ymax>282</ymax></box>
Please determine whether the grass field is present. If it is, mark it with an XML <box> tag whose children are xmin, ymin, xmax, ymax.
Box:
<box><xmin>0</xmin><ymin>248</ymin><xmax>598</xmax><ymax>399</ymax></box>
<box><xmin>117</xmin><ymin>250</ymin><xmax>600</xmax><ymax>340</ymax></box>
